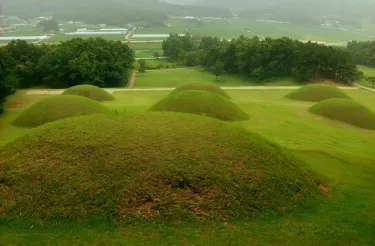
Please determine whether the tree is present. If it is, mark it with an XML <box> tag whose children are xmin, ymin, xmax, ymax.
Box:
<box><xmin>138</xmin><ymin>60</ymin><xmax>146</xmax><ymax>76</ymax></box>
<box><xmin>153</xmin><ymin>52</ymin><xmax>160</xmax><ymax>60</ymax></box>
<box><xmin>366</xmin><ymin>76</ymin><xmax>375</xmax><ymax>88</ymax></box>
<box><xmin>38</xmin><ymin>19</ymin><xmax>59</xmax><ymax>32</ymax></box>
<box><xmin>210</xmin><ymin>61</ymin><xmax>225</xmax><ymax>81</ymax></box>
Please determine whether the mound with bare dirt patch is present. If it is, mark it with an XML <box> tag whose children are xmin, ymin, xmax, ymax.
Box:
<box><xmin>0</xmin><ymin>113</ymin><xmax>319</xmax><ymax>222</ymax></box>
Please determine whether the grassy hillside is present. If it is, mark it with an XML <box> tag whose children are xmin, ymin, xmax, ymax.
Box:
<box><xmin>286</xmin><ymin>84</ymin><xmax>350</xmax><ymax>102</ymax></box>
<box><xmin>1</xmin><ymin>85</ymin><xmax>375</xmax><ymax>244</ymax></box>
<box><xmin>151</xmin><ymin>90</ymin><xmax>249</xmax><ymax>121</ymax></box>
<box><xmin>62</xmin><ymin>85</ymin><xmax>115</xmax><ymax>101</ymax></box>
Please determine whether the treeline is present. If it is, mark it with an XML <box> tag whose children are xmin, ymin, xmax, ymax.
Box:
<box><xmin>163</xmin><ymin>34</ymin><xmax>360</xmax><ymax>83</ymax></box>
<box><xmin>0</xmin><ymin>38</ymin><xmax>134</xmax><ymax>113</ymax></box>
<box><xmin>347</xmin><ymin>41</ymin><xmax>375</xmax><ymax>68</ymax></box>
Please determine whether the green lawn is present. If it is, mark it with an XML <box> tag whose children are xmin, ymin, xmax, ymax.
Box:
<box><xmin>1</xmin><ymin>87</ymin><xmax>375</xmax><ymax>244</ymax></box>
<box><xmin>134</xmin><ymin>68</ymin><xmax>302</xmax><ymax>88</ymax></box>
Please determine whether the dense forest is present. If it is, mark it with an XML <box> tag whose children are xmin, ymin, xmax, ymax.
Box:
<box><xmin>163</xmin><ymin>34</ymin><xmax>361</xmax><ymax>83</ymax></box>
<box><xmin>0</xmin><ymin>38</ymin><xmax>134</xmax><ymax>113</ymax></box>
<box><xmin>347</xmin><ymin>41</ymin><xmax>375</xmax><ymax>68</ymax></box>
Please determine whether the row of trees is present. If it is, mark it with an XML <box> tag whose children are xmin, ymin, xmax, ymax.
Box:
<box><xmin>0</xmin><ymin>38</ymin><xmax>134</xmax><ymax>113</ymax></box>
<box><xmin>347</xmin><ymin>41</ymin><xmax>375</xmax><ymax>68</ymax></box>
<box><xmin>163</xmin><ymin>34</ymin><xmax>361</xmax><ymax>83</ymax></box>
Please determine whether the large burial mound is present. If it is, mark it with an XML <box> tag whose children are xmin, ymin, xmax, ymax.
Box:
<box><xmin>62</xmin><ymin>84</ymin><xmax>115</xmax><ymax>101</ymax></box>
<box><xmin>0</xmin><ymin>113</ymin><xmax>319</xmax><ymax>222</ymax></box>
<box><xmin>172</xmin><ymin>82</ymin><xmax>230</xmax><ymax>98</ymax></box>
<box><xmin>13</xmin><ymin>95</ymin><xmax>110</xmax><ymax>127</ymax></box>
<box><xmin>309</xmin><ymin>98</ymin><xmax>375</xmax><ymax>130</ymax></box>
<box><xmin>150</xmin><ymin>90</ymin><xmax>249</xmax><ymax>121</ymax></box>
<box><xmin>287</xmin><ymin>84</ymin><xmax>350</xmax><ymax>102</ymax></box>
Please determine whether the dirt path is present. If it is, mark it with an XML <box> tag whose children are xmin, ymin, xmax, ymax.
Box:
<box><xmin>128</xmin><ymin>70</ymin><xmax>137</xmax><ymax>88</ymax></box>
<box><xmin>24</xmin><ymin>86</ymin><xmax>358</xmax><ymax>95</ymax></box>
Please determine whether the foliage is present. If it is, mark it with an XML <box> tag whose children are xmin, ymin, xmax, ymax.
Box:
<box><xmin>162</xmin><ymin>33</ymin><xmax>195</xmax><ymax>62</ymax></box>
<box><xmin>38</xmin><ymin>19</ymin><xmax>59</xmax><ymax>32</ymax></box>
<box><xmin>163</xmin><ymin>35</ymin><xmax>359</xmax><ymax>84</ymax></box>
<box><xmin>172</xmin><ymin>82</ymin><xmax>230</xmax><ymax>98</ymax></box>
<box><xmin>150</xmin><ymin>90</ymin><xmax>249</xmax><ymax>121</ymax></box>
<box><xmin>138</xmin><ymin>60</ymin><xmax>147</xmax><ymax>75</ymax></box>
<box><xmin>39</xmin><ymin>38</ymin><xmax>134</xmax><ymax>88</ymax></box>
<box><xmin>347</xmin><ymin>41</ymin><xmax>375</xmax><ymax>68</ymax></box>
<box><xmin>286</xmin><ymin>84</ymin><xmax>350</xmax><ymax>102</ymax></box>
<box><xmin>13</xmin><ymin>95</ymin><xmax>111</xmax><ymax>127</ymax></box>
<box><xmin>365</xmin><ymin>76</ymin><xmax>375</xmax><ymax>88</ymax></box>
<box><xmin>210</xmin><ymin>61</ymin><xmax>225</xmax><ymax>81</ymax></box>
<box><xmin>0</xmin><ymin>113</ymin><xmax>318</xmax><ymax>222</ymax></box>
<box><xmin>309</xmin><ymin>98</ymin><xmax>375</xmax><ymax>130</ymax></box>
<box><xmin>153</xmin><ymin>52</ymin><xmax>160</xmax><ymax>59</ymax></box>
<box><xmin>62</xmin><ymin>85</ymin><xmax>115</xmax><ymax>102</ymax></box>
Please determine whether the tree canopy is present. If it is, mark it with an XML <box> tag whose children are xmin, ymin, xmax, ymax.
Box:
<box><xmin>163</xmin><ymin>34</ymin><xmax>360</xmax><ymax>84</ymax></box>
<box><xmin>347</xmin><ymin>41</ymin><xmax>375</xmax><ymax>68</ymax></box>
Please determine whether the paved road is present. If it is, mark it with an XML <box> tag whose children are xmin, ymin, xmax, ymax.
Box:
<box><xmin>25</xmin><ymin>86</ymin><xmax>358</xmax><ymax>95</ymax></box>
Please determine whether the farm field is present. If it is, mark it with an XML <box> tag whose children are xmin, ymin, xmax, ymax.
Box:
<box><xmin>1</xmin><ymin>84</ymin><xmax>375</xmax><ymax>244</ymax></box>
<box><xmin>135</xmin><ymin>19</ymin><xmax>374</xmax><ymax>43</ymax></box>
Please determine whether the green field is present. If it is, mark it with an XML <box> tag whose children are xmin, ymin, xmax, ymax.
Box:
<box><xmin>134</xmin><ymin>68</ymin><xmax>302</xmax><ymax>88</ymax></box>
<box><xmin>1</xmin><ymin>83</ymin><xmax>375</xmax><ymax>244</ymax></box>
<box><xmin>134</xmin><ymin>19</ymin><xmax>374</xmax><ymax>43</ymax></box>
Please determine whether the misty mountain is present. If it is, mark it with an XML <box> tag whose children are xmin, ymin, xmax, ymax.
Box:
<box><xmin>3</xmin><ymin>0</ymin><xmax>231</xmax><ymax>24</ymax></box>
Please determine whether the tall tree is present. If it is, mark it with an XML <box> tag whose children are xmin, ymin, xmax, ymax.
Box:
<box><xmin>210</xmin><ymin>61</ymin><xmax>225</xmax><ymax>81</ymax></box>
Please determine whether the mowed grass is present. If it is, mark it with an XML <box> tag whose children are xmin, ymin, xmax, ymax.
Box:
<box><xmin>1</xmin><ymin>88</ymin><xmax>375</xmax><ymax>244</ymax></box>
<box><xmin>134</xmin><ymin>68</ymin><xmax>302</xmax><ymax>88</ymax></box>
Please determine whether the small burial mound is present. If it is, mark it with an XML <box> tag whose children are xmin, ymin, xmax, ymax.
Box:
<box><xmin>0</xmin><ymin>113</ymin><xmax>319</xmax><ymax>222</ymax></box>
<box><xmin>62</xmin><ymin>84</ymin><xmax>115</xmax><ymax>101</ymax></box>
<box><xmin>172</xmin><ymin>82</ymin><xmax>230</xmax><ymax>98</ymax></box>
<box><xmin>286</xmin><ymin>84</ymin><xmax>350</xmax><ymax>102</ymax></box>
<box><xmin>150</xmin><ymin>90</ymin><xmax>249</xmax><ymax>121</ymax></box>
<box><xmin>309</xmin><ymin>98</ymin><xmax>375</xmax><ymax>130</ymax></box>
<box><xmin>13</xmin><ymin>95</ymin><xmax>110</xmax><ymax>128</ymax></box>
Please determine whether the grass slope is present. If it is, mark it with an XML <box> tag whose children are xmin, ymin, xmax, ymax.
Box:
<box><xmin>0</xmin><ymin>113</ymin><xmax>318</xmax><ymax>222</ymax></box>
<box><xmin>309</xmin><ymin>98</ymin><xmax>375</xmax><ymax>130</ymax></box>
<box><xmin>150</xmin><ymin>90</ymin><xmax>249</xmax><ymax>121</ymax></box>
<box><xmin>13</xmin><ymin>95</ymin><xmax>110</xmax><ymax>127</ymax></box>
<box><xmin>62</xmin><ymin>85</ymin><xmax>115</xmax><ymax>101</ymax></box>
<box><xmin>287</xmin><ymin>84</ymin><xmax>350</xmax><ymax>102</ymax></box>
<box><xmin>172</xmin><ymin>82</ymin><xmax>230</xmax><ymax>98</ymax></box>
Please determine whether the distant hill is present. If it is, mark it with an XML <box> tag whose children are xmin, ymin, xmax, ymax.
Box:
<box><xmin>4</xmin><ymin>0</ymin><xmax>231</xmax><ymax>24</ymax></box>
